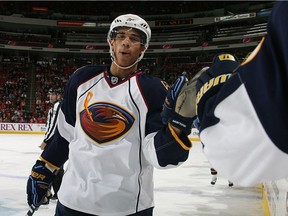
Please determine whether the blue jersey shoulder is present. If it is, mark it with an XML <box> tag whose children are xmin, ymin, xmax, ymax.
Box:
<box><xmin>137</xmin><ymin>73</ymin><xmax>168</xmax><ymax>110</ymax></box>
<box><xmin>70</xmin><ymin>65</ymin><xmax>106</xmax><ymax>87</ymax></box>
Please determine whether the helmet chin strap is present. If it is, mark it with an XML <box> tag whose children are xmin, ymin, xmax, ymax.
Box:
<box><xmin>112</xmin><ymin>55</ymin><xmax>142</xmax><ymax>70</ymax></box>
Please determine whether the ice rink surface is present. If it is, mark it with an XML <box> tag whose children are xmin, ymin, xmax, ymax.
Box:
<box><xmin>0</xmin><ymin>134</ymin><xmax>264</xmax><ymax>216</ymax></box>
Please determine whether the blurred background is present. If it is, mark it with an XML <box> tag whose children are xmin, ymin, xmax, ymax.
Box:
<box><xmin>0</xmin><ymin>1</ymin><xmax>274</xmax><ymax>124</ymax></box>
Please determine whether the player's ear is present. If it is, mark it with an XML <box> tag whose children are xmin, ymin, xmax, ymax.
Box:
<box><xmin>139</xmin><ymin>46</ymin><xmax>145</xmax><ymax>56</ymax></box>
<box><xmin>109</xmin><ymin>41</ymin><xmax>116</xmax><ymax>53</ymax></box>
<box><xmin>108</xmin><ymin>39</ymin><xmax>115</xmax><ymax>47</ymax></box>
<box><xmin>138</xmin><ymin>51</ymin><xmax>144</xmax><ymax>58</ymax></box>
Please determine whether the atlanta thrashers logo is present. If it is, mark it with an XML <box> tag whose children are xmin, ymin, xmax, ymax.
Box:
<box><xmin>80</xmin><ymin>102</ymin><xmax>135</xmax><ymax>144</ymax></box>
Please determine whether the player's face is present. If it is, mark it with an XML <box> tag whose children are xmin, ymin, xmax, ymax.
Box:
<box><xmin>110</xmin><ymin>27</ymin><xmax>145</xmax><ymax>67</ymax></box>
<box><xmin>49</xmin><ymin>93</ymin><xmax>57</xmax><ymax>104</ymax></box>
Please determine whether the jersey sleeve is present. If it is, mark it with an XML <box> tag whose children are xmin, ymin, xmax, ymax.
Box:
<box><xmin>138</xmin><ymin>74</ymin><xmax>192</xmax><ymax>168</ymax></box>
<box><xmin>40</xmin><ymin>68</ymin><xmax>80</xmax><ymax>168</ymax></box>
<box><xmin>199</xmin><ymin>1</ymin><xmax>288</xmax><ymax>186</ymax></box>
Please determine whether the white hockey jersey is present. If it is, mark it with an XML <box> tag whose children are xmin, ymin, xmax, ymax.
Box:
<box><xmin>41</xmin><ymin>66</ymin><xmax>191</xmax><ymax>215</ymax></box>
<box><xmin>198</xmin><ymin>2</ymin><xmax>288</xmax><ymax>186</ymax></box>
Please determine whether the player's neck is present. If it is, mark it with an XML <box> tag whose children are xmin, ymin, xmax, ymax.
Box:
<box><xmin>110</xmin><ymin>62</ymin><xmax>138</xmax><ymax>79</ymax></box>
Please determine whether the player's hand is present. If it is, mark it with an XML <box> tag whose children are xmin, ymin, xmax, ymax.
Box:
<box><xmin>196</xmin><ymin>54</ymin><xmax>240</xmax><ymax>122</ymax></box>
<box><xmin>196</xmin><ymin>66</ymin><xmax>231</xmax><ymax>122</ymax></box>
<box><xmin>26</xmin><ymin>160</ymin><xmax>55</xmax><ymax>209</ymax></box>
<box><xmin>161</xmin><ymin>76</ymin><xmax>196</xmax><ymax>135</ymax></box>
<box><xmin>39</xmin><ymin>142</ymin><xmax>46</xmax><ymax>150</ymax></box>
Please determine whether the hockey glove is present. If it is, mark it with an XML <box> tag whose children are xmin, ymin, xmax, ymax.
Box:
<box><xmin>196</xmin><ymin>67</ymin><xmax>231</xmax><ymax>122</ymax></box>
<box><xmin>161</xmin><ymin>76</ymin><xmax>196</xmax><ymax>135</ymax></box>
<box><xmin>196</xmin><ymin>53</ymin><xmax>240</xmax><ymax>122</ymax></box>
<box><xmin>26</xmin><ymin>160</ymin><xmax>56</xmax><ymax>209</ymax></box>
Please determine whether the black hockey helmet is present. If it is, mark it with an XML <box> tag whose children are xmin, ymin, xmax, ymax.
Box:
<box><xmin>48</xmin><ymin>87</ymin><xmax>62</xmax><ymax>95</ymax></box>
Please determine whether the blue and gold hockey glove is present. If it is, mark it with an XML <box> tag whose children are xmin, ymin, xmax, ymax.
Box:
<box><xmin>26</xmin><ymin>160</ymin><xmax>56</xmax><ymax>210</ymax></box>
<box><xmin>161</xmin><ymin>76</ymin><xmax>197</xmax><ymax>135</ymax></box>
<box><xmin>196</xmin><ymin>53</ymin><xmax>240</xmax><ymax>122</ymax></box>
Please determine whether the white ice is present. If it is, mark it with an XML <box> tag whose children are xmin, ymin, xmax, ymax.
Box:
<box><xmin>0</xmin><ymin>134</ymin><xmax>264</xmax><ymax>216</ymax></box>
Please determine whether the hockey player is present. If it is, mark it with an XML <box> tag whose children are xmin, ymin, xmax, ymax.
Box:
<box><xmin>39</xmin><ymin>87</ymin><xmax>64</xmax><ymax>202</ymax></box>
<box><xmin>194</xmin><ymin>1</ymin><xmax>288</xmax><ymax>186</ymax></box>
<box><xmin>193</xmin><ymin>60</ymin><xmax>237</xmax><ymax>188</ymax></box>
<box><xmin>26</xmin><ymin>14</ymin><xmax>195</xmax><ymax>216</ymax></box>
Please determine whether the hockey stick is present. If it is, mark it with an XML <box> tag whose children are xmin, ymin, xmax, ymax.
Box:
<box><xmin>25</xmin><ymin>205</ymin><xmax>38</xmax><ymax>216</ymax></box>
<box><xmin>25</xmin><ymin>181</ymin><xmax>54</xmax><ymax>216</ymax></box>
<box><xmin>25</xmin><ymin>164</ymin><xmax>60</xmax><ymax>216</ymax></box>
<box><xmin>25</xmin><ymin>189</ymin><xmax>53</xmax><ymax>216</ymax></box>
<box><xmin>25</xmin><ymin>192</ymin><xmax>52</xmax><ymax>216</ymax></box>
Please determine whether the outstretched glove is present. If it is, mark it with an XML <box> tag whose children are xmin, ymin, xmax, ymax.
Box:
<box><xmin>26</xmin><ymin>160</ymin><xmax>56</xmax><ymax>210</ymax></box>
<box><xmin>161</xmin><ymin>76</ymin><xmax>197</xmax><ymax>135</ymax></box>
<box><xmin>196</xmin><ymin>53</ymin><xmax>240</xmax><ymax>122</ymax></box>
